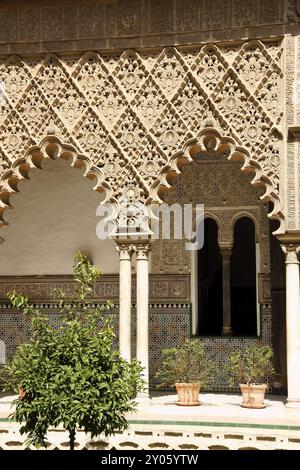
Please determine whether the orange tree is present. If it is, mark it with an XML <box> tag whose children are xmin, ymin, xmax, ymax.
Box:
<box><xmin>1</xmin><ymin>253</ymin><xmax>143</xmax><ymax>450</ymax></box>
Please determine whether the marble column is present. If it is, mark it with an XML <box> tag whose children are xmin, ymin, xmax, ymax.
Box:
<box><xmin>282</xmin><ymin>244</ymin><xmax>300</xmax><ymax>407</ymax></box>
<box><xmin>115</xmin><ymin>242</ymin><xmax>134</xmax><ymax>362</ymax></box>
<box><xmin>136</xmin><ymin>241</ymin><xmax>151</xmax><ymax>398</ymax></box>
<box><xmin>221</xmin><ymin>246</ymin><xmax>232</xmax><ymax>336</ymax></box>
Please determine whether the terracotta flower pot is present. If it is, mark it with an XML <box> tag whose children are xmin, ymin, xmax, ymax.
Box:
<box><xmin>240</xmin><ymin>383</ymin><xmax>267</xmax><ymax>409</ymax></box>
<box><xmin>18</xmin><ymin>387</ymin><xmax>26</xmax><ymax>399</ymax></box>
<box><xmin>175</xmin><ymin>383</ymin><xmax>200</xmax><ymax>406</ymax></box>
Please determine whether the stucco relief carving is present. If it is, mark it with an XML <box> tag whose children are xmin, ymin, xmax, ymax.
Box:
<box><xmin>19</xmin><ymin>8</ymin><xmax>40</xmax><ymax>41</ymax></box>
<box><xmin>287</xmin><ymin>0</ymin><xmax>300</xmax><ymax>21</ymax></box>
<box><xmin>290</xmin><ymin>38</ymin><xmax>300</xmax><ymax>231</ymax></box>
<box><xmin>0</xmin><ymin>274</ymin><xmax>190</xmax><ymax>303</ymax></box>
<box><xmin>163</xmin><ymin>157</ymin><xmax>264</xmax><ymax>207</ymax></box>
<box><xmin>151</xmin><ymin>238</ymin><xmax>191</xmax><ymax>274</ymax></box>
<box><xmin>0</xmin><ymin>9</ymin><xmax>17</xmax><ymax>42</ymax></box>
<box><xmin>151</xmin><ymin>157</ymin><xmax>270</xmax><ymax>276</ymax></box>
<box><xmin>0</xmin><ymin>1</ymin><xmax>288</xmax><ymax>50</ymax></box>
<box><xmin>285</xmin><ymin>36</ymin><xmax>297</xmax><ymax>230</ymax></box>
<box><xmin>42</xmin><ymin>8</ymin><xmax>64</xmax><ymax>41</ymax></box>
<box><xmin>0</xmin><ymin>41</ymin><xmax>284</xmax><ymax>230</ymax></box>
<box><xmin>259</xmin><ymin>204</ymin><xmax>272</xmax><ymax>274</ymax></box>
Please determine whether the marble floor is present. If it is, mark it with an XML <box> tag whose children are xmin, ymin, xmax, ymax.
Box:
<box><xmin>1</xmin><ymin>391</ymin><xmax>299</xmax><ymax>426</ymax></box>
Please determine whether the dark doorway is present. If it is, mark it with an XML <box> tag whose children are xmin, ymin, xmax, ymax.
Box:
<box><xmin>197</xmin><ymin>218</ymin><xmax>223</xmax><ymax>335</ymax></box>
<box><xmin>230</xmin><ymin>217</ymin><xmax>257</xmax><ymax>336</ymax></box>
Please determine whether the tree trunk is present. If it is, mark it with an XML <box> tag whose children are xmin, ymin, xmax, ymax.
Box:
<box><xmin>69</xmin><ymin>427</ymin><xmax>76</xmax><ymax>451</ymax></box>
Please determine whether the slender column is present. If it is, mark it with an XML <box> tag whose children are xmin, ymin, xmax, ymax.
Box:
<box><xmin>115</xmin><ymin>242</ymin><xmax>134</xmax><ymax>362</ymax></box>
<box><xmin>221</xmin><ymin>246</ymin><xmax>232</xmax><ymax>336</ymax></box>
<box><xmin>282</xmin><ymin>244</ymin><xmax>300</xmax><ymax>407</ymax></box>
<box><xmin>136</xmin><ymin>241</ymin><xmax>151</xmax><ymax>398</ymax></box>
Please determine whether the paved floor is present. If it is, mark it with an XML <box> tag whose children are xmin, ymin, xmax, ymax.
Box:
<box><xmin>132</xmin><ymin>393</ymin><xmax>300</xmax><ymax>427</ymax></box>
<box><xmin>1</xmin><ymin>391</ymin><xmax>300</xmax><ymax>427</ymax></box>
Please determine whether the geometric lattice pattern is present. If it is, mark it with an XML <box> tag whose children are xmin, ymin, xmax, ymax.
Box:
<box><xmin>196</xmin><ymin>305</ymin><xmax>273</xmax><ymax>392</ymax></box>
<box><xmin>0</xmin><ymin>305</ymin><xmax>191</xmax><ymax>388</ymax></box>
<box><xmin>0</xmin><ymin>304</ymin><xmax>272</xmax><ymax>391</ymax></box>
<box><xmin>0</xmin><ymin>41</ymin><xmax>283</xmax><ymax>224</ymax></box>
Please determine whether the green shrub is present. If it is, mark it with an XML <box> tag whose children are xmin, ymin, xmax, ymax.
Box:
<box><xmin>155</xmin><ymin>339</ymin><xmax>217</xmax><ymax>388</ymax></box>
<box><xmin>225</xmin><ymin>345</ymin><xmax>274</xmax><ymax>387</ymax></box>
<box><xmin>1</xmin><ymin>252</ymin><xmax>144</xmax><ymax>450</ymax></box>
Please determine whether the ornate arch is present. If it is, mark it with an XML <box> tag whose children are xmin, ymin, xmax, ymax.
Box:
<box><xmin>200</xmin><ymin>210</ymin><xmax>259</xmax><ymax>248</ymax></box>
<box><xmin>0</xmin><ymin>135</ymin><xmax>115</xmax><ymax>227</ymax></box>
<box><xmin>149</xmin><ymin>128</ymin><xmax>285</xmax><ymax>234</ymax></box>
<box><xmin>203</xmin><ymin>212</ymin><xmax>222</xmax><ymax>231</ymax></box>
<box><xmin>0</xmin><ymin>130</ymin><xmax>285</xmax><ymax>236</ymax></box>
<box><xmin>0</xmin><ymin>43</ymin><xmax>285</xmax><ymax>233</ymax></box>
<box><xmin>230</xmin><ymin>211</ymin><xmax>260</xmax><ymax>242</ymax></box>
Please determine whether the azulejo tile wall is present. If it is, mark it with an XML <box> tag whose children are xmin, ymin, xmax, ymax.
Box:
<box><xmin>0</xmin><ymin>303</ymin><xmax>272</xmax><ymax>391</ymax></box>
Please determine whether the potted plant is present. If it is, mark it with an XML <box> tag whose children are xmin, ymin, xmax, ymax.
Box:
<box><xmin>155</xmin><ymin>339</ymin><xmax>217</xmax><ymax>406</ymax></box>
<box><xmin>226</xmin><ymin>345</ymin><xmax>274</xmax><ymax>409</ymax></box>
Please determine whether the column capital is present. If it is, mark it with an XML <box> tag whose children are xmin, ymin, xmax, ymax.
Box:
<box><xmin>135</xmin><ymin>242</ymin><xmax>151</xmax><ymax>261</ymax></box>
<box><xmin>219</xmin><ymin>245</ymin><xmax>233</xmax><ymax>257</ymax></box>
<box><xmin>115</xmin><ymin>241</ymin><xmax>135</xmax><ymax>260</ymax></box>
<box><xmin>281</xmin><ymin>244</ymin><xmax>300</xmax><ymax>264</ymax></box>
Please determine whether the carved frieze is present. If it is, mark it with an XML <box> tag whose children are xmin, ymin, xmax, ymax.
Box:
<box><xmin>0</xmin><ymin>9</ymin><xmax>17</xmax><ymax>42</ymax></box>
<box><xmin>0</xmin><ymin>1</ymin><xmax>287</xmax><ymax>54</ymax></box>
<box><xmin>42</xmin><ymin>8</ymin><xmax>64</xmax><ymax>41</ymax></box>
<box><xmin>0</xmin><ymin>274</ymin><xmax>191</xmax><ymax>304</ymax></box>
<box><xmin>285</xmin><ymin>36</ymin><xmax>298</xmax><ymax>230</ymax></box>
<box><xmin>116</xmin><ymin>0</ymin><xmax>142</xmax><ymax>36</ymax></box>
<box><xmin>287</xmin><ymin>0</ymin><xmax>300</xmax><ymax>21</ymax></box>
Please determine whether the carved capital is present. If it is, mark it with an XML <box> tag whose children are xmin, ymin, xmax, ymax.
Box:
<box><xmin>115</xmin><ymin>242</ymin><xmax>135</xmax><ymax>261</ymax></box>
<box><xmin>281</xmin><ymin>243</ymin><xmax>300</xmax><ymax>264</ymax></box>
<box><xmin>135</xmin><ymin>242</ymin><xmax>151</xmax><ymax>261</ymax></box>
<box><xmin>219</xmin><ymin>245</ymin><xmax>233</xmax><ymax>258</ymax></box>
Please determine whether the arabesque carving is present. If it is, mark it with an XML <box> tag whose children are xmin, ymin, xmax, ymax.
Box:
<box><xmin>0</xmin><ymin>41</ymin><xmax>284</xmax><ymax>230</ymax></box>
<box><xmin>151</xmin><ymin>155</ymin><xmax>270</xmax><ymax>276</ymax></box>
<box><xmin>0</xmin><ymin>274</ymin><xmax>191</xmax><ymax>304</ymax></box>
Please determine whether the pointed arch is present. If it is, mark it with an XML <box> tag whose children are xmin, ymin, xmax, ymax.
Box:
<box><xmin>149</xmin><ymin>128</ymin><xmax>285</xmax><ymax>234</ymax></box>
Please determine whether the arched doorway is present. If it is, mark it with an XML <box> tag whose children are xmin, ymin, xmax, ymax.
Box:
<box><xmin>0</xmin><ymin>145</ymin><xmax>118</xmax><ymax>366</ymax></box>
<box><xmin>151</xmin><ymin>136</ymin><xmax>276</xmax><ymax>390</ymax></box>
<box><xmin>197</xmin><ymin>218</ymin><xmax>223</xmax><ymax>336</ymax></box>
<box><xmin>230</xmin><ymin>217</ymin><xmax>257</xmax><ymax>336</ymax></box>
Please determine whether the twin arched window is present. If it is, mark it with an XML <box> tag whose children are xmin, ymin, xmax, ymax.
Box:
<box><xmin>197</xmin><ymin>216</ymin><xmax>257</xmax><ymax>336</ymax></box>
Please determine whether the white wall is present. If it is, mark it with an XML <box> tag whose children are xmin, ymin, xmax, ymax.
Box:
<box><xmin>0</xmin><ymin>158</ymin><xmax>118</xmax><ymax>275</ymax></box>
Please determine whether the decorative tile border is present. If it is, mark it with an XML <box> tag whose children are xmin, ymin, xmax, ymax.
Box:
<box><xmin>1</xmin><ymin>416</ymin><xmax>299</xmax><ymax>431</ymax></box>
<box><xmin>0</xmin><ymin>419</ymin><xmax>299</xmax><ymax>450</ymax></box>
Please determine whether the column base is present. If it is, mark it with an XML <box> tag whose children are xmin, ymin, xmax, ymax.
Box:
<box><xmin>222</xmin><ymin>327</ymin><xmax>232</xmax><ymax>336</ymax></box>
<box><xmin>285</xmin><ymin>399</ymin><xmax>300</xmax><ymax>409</ymax></box>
